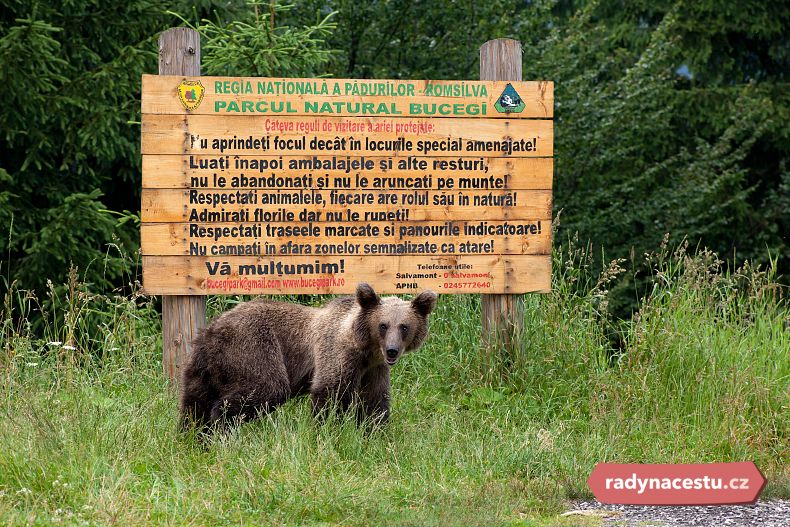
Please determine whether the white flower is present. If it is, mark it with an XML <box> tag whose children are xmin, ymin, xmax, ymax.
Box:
<box><xmin>62</xmin><ymin>345</ymin><xmax>76</xmax><ymax>351</ymax></box>
<box><xmin>47</xmin><ymin>341</ymin><xmax>63</xmax><ymax>346</ymax></box>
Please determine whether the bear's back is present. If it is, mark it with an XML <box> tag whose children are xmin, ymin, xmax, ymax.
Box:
<box><xmin>192</xmin><ymin>299</ymin><xmax>314</xmax><ymax>387</ymax></box>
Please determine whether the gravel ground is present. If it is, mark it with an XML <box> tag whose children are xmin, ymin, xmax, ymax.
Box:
<box><xmin>565</xmin><ymin>500</ymin><xmax>790</xmax><ymax>526</ymax></box>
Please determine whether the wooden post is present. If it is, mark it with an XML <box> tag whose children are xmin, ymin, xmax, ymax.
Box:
<box><xmin>479</xmin><ymin>39</ymin><xmax>525</xmax><ymax>361</ymax></box>
<box><xmin>158</xmin><ymin>27</ymin><xmax>206</xmax><ymax>380</ymax></box>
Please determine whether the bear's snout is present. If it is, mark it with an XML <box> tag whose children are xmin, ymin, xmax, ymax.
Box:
<box><xmin>385</xmin><ymin>348</ymin><xmax>399</xmax><ymax>364</ymax></box>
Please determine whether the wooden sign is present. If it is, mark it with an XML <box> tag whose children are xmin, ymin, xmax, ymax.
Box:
<box><xmin>141</xmin><ymin>75</ymin><xmax>554</xmax><ymax>295</ymax></box>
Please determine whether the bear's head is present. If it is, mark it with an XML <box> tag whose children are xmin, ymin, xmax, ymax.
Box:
<box><xmin>354</xmin><ymin>282</ymin><xmax>438</xmax><ymax>366</ymax></box>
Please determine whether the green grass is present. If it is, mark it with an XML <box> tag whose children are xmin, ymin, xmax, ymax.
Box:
<box><xmin>0</xmin><ymin>243</ymin><xmax>787</xmax><ymax>526</ymax></box>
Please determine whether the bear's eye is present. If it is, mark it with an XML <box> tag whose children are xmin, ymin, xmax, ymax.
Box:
<box><xmin>379</xmin><ymin>323</ymin><xmax>388</xmax><ymax>335</ymax></box>
<box><xmin>399</xmin><ymin>324</ymin><xmax>409</xmax><ymax>336</ymax></box>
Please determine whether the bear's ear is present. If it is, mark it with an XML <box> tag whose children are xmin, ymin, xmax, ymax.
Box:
<box><xmin>411</xmin><ymin>290</ymin><xmax>438</xmax><ymax>317</ymax></box>
<box><xmin>356</xmin><ymin>282</ymin><xmax>380</xmax><ymax>310</ymax></box>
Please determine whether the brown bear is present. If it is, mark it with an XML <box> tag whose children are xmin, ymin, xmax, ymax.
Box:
<box><xmin>179</xmin><ymin>283</ymin><xmax>437</xmax><ymax>431</ymax></box>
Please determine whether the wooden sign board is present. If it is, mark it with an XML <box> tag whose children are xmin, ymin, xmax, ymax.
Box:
<box><xmin>141</xmin><ymin>75</ymin><xmax>553</xmax><ymax>295</ymax></box>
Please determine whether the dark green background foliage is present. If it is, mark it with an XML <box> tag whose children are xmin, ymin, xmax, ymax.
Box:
<box><xmin>0</xmin><ymin>0</ymin><xmax>228</xmax><ymax>293</ymax></box>
<box><xmin>0</xmin><ymin>0</ymin><xmax>325</xmax><ymax>294</ymax></box>
<box><xmin>1</xmin><ymin>0</ymin><xmax>787</xmax><ymax>316</ymax></box>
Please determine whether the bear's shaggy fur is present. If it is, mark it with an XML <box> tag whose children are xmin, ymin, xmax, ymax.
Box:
<box><xmin>179</xmin><ymin>283</ymin><xmax>437</xmax><ymax>431</ymax></box>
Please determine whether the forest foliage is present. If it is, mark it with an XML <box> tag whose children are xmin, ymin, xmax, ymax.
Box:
<box><xmin>1</xmin><ymin>0</ymin><xmax>787</xmax><ymax>316</ymax></box>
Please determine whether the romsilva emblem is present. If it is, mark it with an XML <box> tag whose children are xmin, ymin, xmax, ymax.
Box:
<box><xmin>177</xmin><ymin>80</ymin><xmax>204</xmax><ymax>111</ymax></box>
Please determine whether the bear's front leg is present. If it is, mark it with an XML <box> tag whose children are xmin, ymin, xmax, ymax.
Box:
<box><xmin>359</xmin><ymin>364</ymin><xmax>390</xmax><ymax>425</ymax></box>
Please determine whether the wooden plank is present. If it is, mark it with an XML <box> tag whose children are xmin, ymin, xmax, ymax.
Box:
<box><xmin>142</xmin><ymin>155</ymin><xmax>554</xmax><ymax>190</ymax></box>
<box><xmin>142</xmin><ymin>74</ymin><xmax>554</xmax><ymax>118</ymax></box>
<box><xmin>140</xmin><ymin>188</ymin><xmax>553</xmax><ymax>223</ymax></box>
<box><xmin>141</xmin><ymin>114</ymin><xmax>554</xmax><ymax>156</ymax></box>
<box><xmin>141</xmin><ymin>254</ymin><xmax>552</xmax><ymax>295</ymax></box>
<box><xmin>141</xmin><ymin>221</ymin><xmax>552</xmax><ymax>256</ymax></box>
